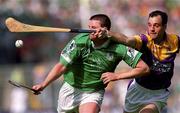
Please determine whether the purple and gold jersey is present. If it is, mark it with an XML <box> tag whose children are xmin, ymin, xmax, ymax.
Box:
<box><xmin>134</xmin><ymin>33</ymin><xmax>180</xmax><ymax>89</ymax></box>
<box><xmin>60</xmin><ymin>33</ymin><xmax>142</xmax><ymax>92</ymax></box>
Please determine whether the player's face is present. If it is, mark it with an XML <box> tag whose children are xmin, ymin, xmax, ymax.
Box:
<box><xmin>88</xmin><ymin>20</ymin><xmax>102</xmax><ymax>40</ymax></box>
<box><xmin>147</xmin><ymin>15</ymin><xmax>166</xmax><ymax>40</ymax></box>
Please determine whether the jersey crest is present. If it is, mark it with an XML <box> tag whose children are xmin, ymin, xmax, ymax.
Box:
<box><xmin>127</xmin><ymin>47</ymin><xmax>138</xmax><ymax>60</ymax></box>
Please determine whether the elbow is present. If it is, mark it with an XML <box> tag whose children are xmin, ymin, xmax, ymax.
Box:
<box><xmin>137</xmin><ymin>59</ymin><xmax>150</xmax><ymax>76</ymax></box>
<box><xmin>144</xmin><ymin>65</ymin><xmax>150</xmax><ymax>75</ymax></box>
<box><xmin>142</xmin><ymin>64</ymin><xmax>150</xmax><ymax>76</ymax></box>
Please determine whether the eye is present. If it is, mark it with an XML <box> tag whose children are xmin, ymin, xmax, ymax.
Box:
<box><xmin>88</xmin><ymin>25</ymin><xmax>96</xmax><ymax>29</ymax></box>
<box><xmin>153</xmin><ymin>23</ymin><xmax>161</xmax><ymax>28</ymax></box>
<box><xmin>91</xmin><ymin>26</ymin><xmax>97</xmax><ymax>29</ymax></box>
<box><xmin>148</xmin><ymin>23</ymin><xmax>151</xmax><ymax>27</ymax></box>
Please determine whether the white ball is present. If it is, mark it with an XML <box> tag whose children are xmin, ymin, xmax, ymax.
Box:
<box><xmin>15</xmin><ymin>40</ymin><xmax>23</xmax><ymax>48</ymax></box>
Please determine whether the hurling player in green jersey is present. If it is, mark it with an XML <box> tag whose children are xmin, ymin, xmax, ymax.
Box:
<box><xmin>100</xmin><ymin>10</ymin><xmax>180</xmax><ymax>113</ymax></box>
<box><xmin>32</xmin><ymin>14</ymin><xmax>149</xmax><ymax>113</ymax></box>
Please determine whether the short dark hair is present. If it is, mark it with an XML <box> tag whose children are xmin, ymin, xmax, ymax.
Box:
<box><xmin>89</xmin><ymin>14</ymin><xmax>111</xmax><ymax>30</ymax></box>
<box><xmin>149</xmin><ymin>10</ymin><xmax>168</xmax><ymax>25</ymax></box>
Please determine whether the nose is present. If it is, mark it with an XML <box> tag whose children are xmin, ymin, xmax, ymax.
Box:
<box><xmin>149</xmin><ymin>26</ymin><xmax>155</xmax><ymax>32</ymax></box>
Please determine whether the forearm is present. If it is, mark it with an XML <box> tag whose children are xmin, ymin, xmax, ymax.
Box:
<box><xmin>116</xmin><ymin>67</ymin><xmax>149</xmax><ymax>80</ymax></box>
<box><xmin>108</xmin><ymin>31</ymin><xmax>136</xmax><ymax>48</ymax></box>
<box><xmin>116</xmin><ymin>60</ymin><xmax>149</xmax><ymax>80</ymax></box>
<box><xmin>42</xmin><ymin>63</ymin><xmax>66</xmax><ymax>88</ymax></box>
<box><xmin>108</xmin><ymin>31</ymin><xmax>128</xmax><ymax>43</ymax></box>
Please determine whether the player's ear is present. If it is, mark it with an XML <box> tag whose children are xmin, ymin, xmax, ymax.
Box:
<box><xmin>102</xmin><ymin>27</ymin><xmax>107</xmax><ymax>30</ymax></box>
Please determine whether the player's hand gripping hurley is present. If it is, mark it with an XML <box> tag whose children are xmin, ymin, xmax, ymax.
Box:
<box><xmin>5</xmin><ymin>17</ymin><xmax>95</xmax><ymax>33</ymax></box>
<box><xmin>8</xmin><ymin>80</ymin><xmax>40</xmax><ymax>94</ymax></box>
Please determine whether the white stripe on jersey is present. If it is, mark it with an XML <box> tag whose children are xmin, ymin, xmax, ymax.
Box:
<box><xmin>61</xmin><ymin>54</ymin><xmax>72</xmax><ymax>63</ymax></box>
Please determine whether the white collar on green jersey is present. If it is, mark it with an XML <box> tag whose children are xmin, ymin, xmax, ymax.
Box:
<box><xmin>92</xmin><ymin>39</ymin><xmax>111</xmax><ymax>49</ymax></box>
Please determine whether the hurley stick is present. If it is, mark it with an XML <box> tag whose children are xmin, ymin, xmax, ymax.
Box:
<box><xmin>5</xmin><ymin>17</ymin><xmax>95</xmax><ymax>33</ymax></box>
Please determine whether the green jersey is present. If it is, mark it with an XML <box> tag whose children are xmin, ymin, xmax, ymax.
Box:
<box><xmin>60</xmin><ymin>33</ymin><xmax>142</xmax><ymax>92</ymax></box>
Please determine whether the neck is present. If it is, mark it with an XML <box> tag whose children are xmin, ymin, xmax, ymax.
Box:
<box><xmin>154</xmin><ymin>32</ymin><xmax>166</xmax><ymax>44</ymax></box>
<box><xmin>93</xmin><ymin>38</ymin><xmax>109</xmax><ymax>47</ymax></box>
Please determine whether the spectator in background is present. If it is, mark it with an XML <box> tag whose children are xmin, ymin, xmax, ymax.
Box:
<box><xmin>100</xmin><ymin>10</ymin><xmax>180</xmax><ymax>113</ymax></box>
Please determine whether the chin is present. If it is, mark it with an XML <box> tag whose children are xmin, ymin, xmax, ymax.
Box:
<box><xmin>150</xmin><ymin>34</ymin><xmax>157</xmax><ymax>39</ymax></box>
<box><xmin>90</xmin><ymin>36</ymin><xmax>96</xmax><ymax>40</ymax></box>
<box><xmin>91</xmin><ymin>38</ymin><xmax>97</xmax><ymax>41</ymax></box>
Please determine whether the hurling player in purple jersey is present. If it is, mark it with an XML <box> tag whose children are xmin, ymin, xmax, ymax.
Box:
<box><xmin>100</xmin><ymin>10</ymin><xmax>180</xmax><ymax>113</ymax></box>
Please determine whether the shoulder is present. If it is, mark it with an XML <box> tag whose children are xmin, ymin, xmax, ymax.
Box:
<box><xmin>73</xmin><ymin>33</ymin><xmax>90</xmax><ymax>42</ymax></box>
<box><xmin>167</xmin><ymin>34</ymin><xmax>179</xmax><ymax>39</ymax></box>
<box><xmin>132</xmin><ymin>34</ymin><xmax>149</xmax><ymax>49</ymax></box>
<box><xmin>109</xmin><ymin>40</ymin><xmax>127</xmax><ymax>51</ymax></box>
<box><xmin>72</xmin><ymin>33</ymin><xmax>91</xmax><ymax>46</ymax></box>
<box><xmin>167</xmin><ymin>33</ymin><xmax>179</xmax><ymax>44</ymax></box>
<box><xmin>135</xmin><ymin>34</ymin><xmax>152</xmax><ymax>42</ymax></box>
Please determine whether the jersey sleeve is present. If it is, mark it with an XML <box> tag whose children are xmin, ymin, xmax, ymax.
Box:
<box><xmin>134</xmin><ymin>35</ymin><xmax>142</xmax><ymax>50</ymax></box>
<box><xmin>134</xmin><ymin>34</ymin><xmax>148</xmax><ymax>50</ymax></box>
<box><xmin>122</xmin><ymin>46</ymin><xmax>142</xmax><ymax>68</ymax></box>
<box><xmin>59</xmin><ymin>38</ymin><xmax>81</xmax><ymax>67</ymax></box>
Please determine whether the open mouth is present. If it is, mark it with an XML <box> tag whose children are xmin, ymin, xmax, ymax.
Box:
<box><xmin>150</xmin><ymin>33</ymin><xmax>156</xmax><ymax>35</ymax></box>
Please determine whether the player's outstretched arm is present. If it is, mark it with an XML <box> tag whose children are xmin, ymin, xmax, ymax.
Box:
<box><xmin>32</xmin><ymin>62</ymin><xmax>66</xmax><ymax>94</ymax></box>
<box><xmin>108</xmin><ymin>31</ymin><xmax>137</xmax><ymax>48</ymax></box>
<box><xmin>96</xmin><ymin>29</ymin><xmax>137</xmax><ymax>48</ymax></box>
<box><xmin>101</xmin><ymin>59</ymin><xmax>149</xmax><ymax>84</ymax></box>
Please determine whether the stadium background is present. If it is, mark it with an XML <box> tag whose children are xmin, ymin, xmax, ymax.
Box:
<box><xmin>0</xmin><ymin>0</ymin><xmax>180</xmax><ymax>113</ymax></box>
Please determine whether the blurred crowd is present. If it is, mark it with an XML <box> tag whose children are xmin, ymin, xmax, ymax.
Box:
<box><xmin>0</xmin><ymin>0</ymin><xmax>180</xmax><ymax>113</ymax></box>
<box><xmin>0</xmin><ymin>0</ymin><xmax>180</xmax><ymax>64</ymax></box>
